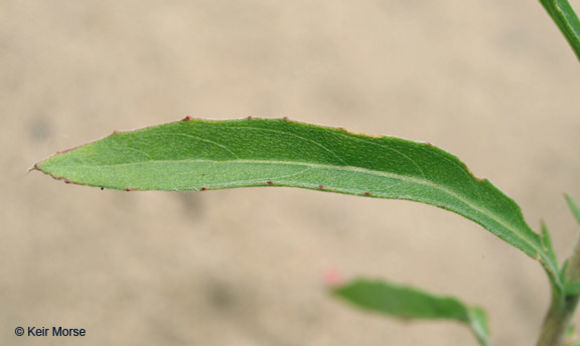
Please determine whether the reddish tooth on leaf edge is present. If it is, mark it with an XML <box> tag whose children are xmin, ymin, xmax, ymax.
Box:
<box><xmin>125</xmin><ymin>187</ymin><xmax>132</xmax><ymax>192</ymax></box>
<box><xmin>439</xmin><ymin>205</ymin><xmax>446</xmax><ymax>209</ymax></box>
<box><xmin>64</xmin><ymin>179</ymin><xmax>71</xmax><ymax>184</ymax></box>
<box><xmin>318</xmin><ymin>185</ymin><xmax>325</xmax><ymax>189</ymax></box>
<box><xmin>364</xmin><ymin>191</ymin><xmax>370</xmax><ymax>196</ymax></box>
<box><xmin>283</xmin><ymin>116</ymin><xmax>289</xmax><ymax>121</ymax></box>
<box><xmin>200</xmin><ymin>187</ymin><xmax>207</xmax><ymax>191</ymax></box>
<box><xmin>267</xmin><ymin>181</ymin><xmax>274</xmax><ymax>185</ymax></box>
<box><xmin>247</xmin><ymin>116</ymin><xmax>253</xmax><ymax>120</ymax></box>
<box><xmin>182</xmin><ymin>116</ymin><xmax>192</xmax><ymax>121</ymax></box>
<box><xmin>56</xmin><ymin>146</ymin><xmax>77</xmax><ymax>155</ymax></box>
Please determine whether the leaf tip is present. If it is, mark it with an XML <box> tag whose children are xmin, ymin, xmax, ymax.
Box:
<box><xmin>29</xmin><ymin>159</ymin><xmax>66</xmax><ymax>182</ymax></box>
<box><xmin>28</xmin><ymin>162</ymin><xmax>41</xmax><ymax>173</ymax></box>
<box><xmin>564</xmin><ymin>194</ymin><xmax>580</xmax><ymax>225</ymax></box>
<box><xmin>540</xmin><ymin>219</ymin><xmax>548</xmax><ymax>232</ymax></box>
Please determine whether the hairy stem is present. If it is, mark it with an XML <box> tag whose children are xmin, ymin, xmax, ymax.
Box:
<box><xmin>537</xmin><ymin>236</ymin><xmax>580</xmax><ymax>346</ymax></box>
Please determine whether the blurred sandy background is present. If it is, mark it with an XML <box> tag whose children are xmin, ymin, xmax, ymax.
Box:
<box><xmin>2</xmin><ymin>1</ymin><xmax>580</xmax><ymax>345</ymax></box>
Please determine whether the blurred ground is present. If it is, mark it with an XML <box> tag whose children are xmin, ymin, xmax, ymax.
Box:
<box><xmin>1</xmin><ymin>1</ymin><xmax>580</xmax><ymax>345</ymax></box>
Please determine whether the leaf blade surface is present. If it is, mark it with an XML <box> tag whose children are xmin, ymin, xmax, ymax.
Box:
<box><xmin>332</xmin><ymin>278</ymin><xmax>492</xmax><ymax>346</ymax></box>
<box><xmin>36</xmin><ymin>118</ymin><xmax>556</xmax><ymax>278</ymax></box>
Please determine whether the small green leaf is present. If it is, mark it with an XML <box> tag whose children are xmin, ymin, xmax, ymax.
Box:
<box><xmin>34</xmin><ymin>118</ymin><xmax>559</xmax><ymax>284</ymax></box>
<box><xmin>561</xmin><ymin>260</ymin><xmax>570</xmax><ymax>279</ymax></box>
<box><xmin>332</xmin><ymin>279</ymin><xmax>492</xmax><ymax>346</ymax></box>
<box><xmin>332</xmin><ymin>279</ymin><xmax>468</xmax><ymax>321</ymax></box>
<box><xmin>541</xmin><ymin>221</ymin><xmax>559</xmax><ymax>270</ymax></box>
<box><xmin>468</xmin><ymin>307</ymin><xmax>492</xmax><ymax>346</ymax></box>
<box><xmin>565</xmin><ymin>194</ymin><xmax>580</xmax><ymax>226</ymax></box>
<box><xmin>564</xmin><ymin>280</ymin><xmax>580</xmax><ymax>295</ymax></box>
<box><xmin>539</xmin><ymin>0</ymin><xmax>580</xmax><ymax>60</ymax></box>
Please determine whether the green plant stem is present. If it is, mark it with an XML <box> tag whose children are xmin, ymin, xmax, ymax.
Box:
<box><xmin>537</xmin><ymin>236</ymin><xmax>580</xmax><ymax>346</ymax></box>
<box><xmin>539</xmin><ymin>0</ymin><xmax>580</xmax><ymax>60</ymax></box>
<box><xmin>536</xmin><ymin>292</ymin><xmax>579</xmax><ymax>346</ymax></box>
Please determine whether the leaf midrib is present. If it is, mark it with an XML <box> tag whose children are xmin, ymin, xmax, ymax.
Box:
<box><xmin>50</xmin><ymin>157</ymin><xmax>543</xmax><ymax>259</ymax></box>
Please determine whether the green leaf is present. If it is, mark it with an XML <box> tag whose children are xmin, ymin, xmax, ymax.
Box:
<box><xmin>332</xmin><ymin>279</ymin><xmax>492</xmax><ymax>346</ymax></box>
<box><xmin>35</xmin><ymin>118</ymin><xmax>559</xmax><ymax>283</ymax></box>
<box><xmin>541</xmin><ymin>221</ymin><xmax>559</xmax><ymax>271</ymax></box>
<box><xmin>565</xmin><ymin>194</ymin><xmax>580</xmax><ymax>226</ymax></box>
<box><xmin>561</xmin><ymin>260</ymin><xmax>570</xmax><ymax>279</ymax></box>
<box><xmin>468</xmin><ymin>307</ymin><xmax>491</xmax><ymax>346</ymax></box>
<box><xmin>564</xmin><ymin>280</ymin><xmax>580</xmax><ymax>295</ymax></box>
<box><xmin>539</xmin><ymin>0</ymin><xmax>580</xmax><ymax>60</ymax></box>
